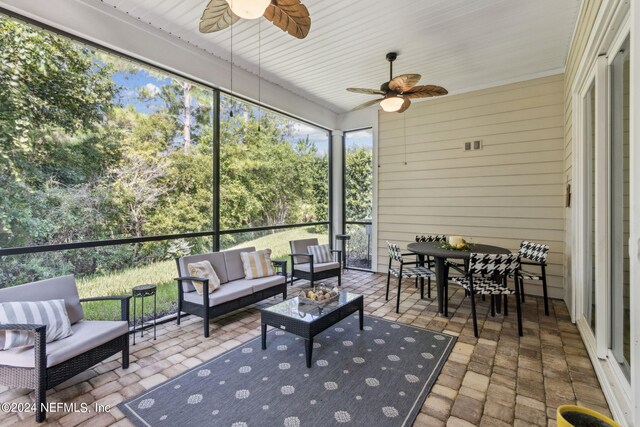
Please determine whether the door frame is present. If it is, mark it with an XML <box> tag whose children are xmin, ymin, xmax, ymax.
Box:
<box><xmin>571</xmin><ymin>1</ymin><xmax>633</xmax><ymax>422</ymax></box>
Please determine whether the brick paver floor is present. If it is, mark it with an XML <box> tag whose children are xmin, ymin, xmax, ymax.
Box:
<box><xmin>0</xmin><ymin>270</ymin><xmax>611</xmax><ymax>426</ymax></box>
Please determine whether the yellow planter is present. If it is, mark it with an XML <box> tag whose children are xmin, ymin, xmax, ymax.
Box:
<box><xmin>557</xmin><ymin>405</ymin><xmax>621</xmax><ymax>427</ymax></box>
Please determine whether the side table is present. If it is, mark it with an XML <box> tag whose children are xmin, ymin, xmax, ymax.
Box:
<box><xmin>132</xmin><ymin>284</ymin><xmax>157</xmax><ymax>345</ymax></box>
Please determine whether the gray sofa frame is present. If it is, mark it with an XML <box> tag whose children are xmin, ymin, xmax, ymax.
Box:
<box><xmin>175</xmin><ymin>248</ymin><xmax>287</xmax><ymax>338</ymax></box>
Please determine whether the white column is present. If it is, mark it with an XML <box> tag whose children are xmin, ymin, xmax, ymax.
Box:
<box><xmin>331</xmin><ymin>130</ymin><xmax>344</xmax><ymax>248</ymax></box>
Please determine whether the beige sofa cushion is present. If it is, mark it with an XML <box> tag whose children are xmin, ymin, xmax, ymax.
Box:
<box><xmin>183</xmin><ymin>281</ymin><xmax>253</xmax><ymax>307</ymax></box>
<box><xmin>178</xmin><ymin>252</ymin><xmax>228</xmax><ymax>292</ymax></box>
<box><xmin>231</xmin><ymin>275</ymin><xmax>286</xmax><ymax>294</ymax></box>
<box><xmin>223</xmin><ymin>247</ymin><xmax>256</xmax><ymax>282</ymax></box>
<box><xmin>0</xmin><ymin>320</ymin><xmax>128</xmax><ymax>368</ymax></box>
<box><xmin>295</xmin><ymin>261</ymin><xmax>340</xmax><ymax>273</ymax></box>
<box><xmin>187</xmin><ymin>261</ymin><xmax>221</xmax><ymax>295</ymax></box>
<box><xmin>240</xmin><ymin>249</ymin><xmax>275</xmax><ymax>279</ymax></box>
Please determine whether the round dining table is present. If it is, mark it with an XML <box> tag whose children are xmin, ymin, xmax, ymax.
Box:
<box><xmin>407</xmin><ymin>241</ymin><xmax>511</xmax><ymax>317</ymax></box>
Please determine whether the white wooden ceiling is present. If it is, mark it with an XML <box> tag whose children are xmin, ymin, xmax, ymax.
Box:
<box><xmin>95</xmin><ymin>0</ymin><xmax>580</xmax><ymax>114</ymax></box>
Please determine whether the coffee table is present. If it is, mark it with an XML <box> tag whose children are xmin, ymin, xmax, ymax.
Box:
<box><xmin>261</xmin><ymin>292</ymin><xmax>364</xmax><ymax>368</ymax></box>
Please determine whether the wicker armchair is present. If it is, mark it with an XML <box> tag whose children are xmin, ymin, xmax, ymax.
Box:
<box><xmin>0</xmin><ymin>275</ymin><xmax>130</xmax><ymax>423</ymax></box>
<box><xmin>289</xmin><ymin>238</ymin><xmax>341</xmax><ymax>288</ymax></box>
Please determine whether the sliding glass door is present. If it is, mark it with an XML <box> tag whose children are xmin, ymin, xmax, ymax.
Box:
<box><xmin>609</xmin><ymin>36</ymin><xmax>631</xmax><ymax>381</ymax></box>
<box><xmin>575</xmin><ymin>28</ymin><xmax>633</xmax><ymax>421</ymax></box>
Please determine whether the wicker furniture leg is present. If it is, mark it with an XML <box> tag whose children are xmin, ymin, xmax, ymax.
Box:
<box><xmin>35</xmin><ymin>325</ymin><xmax>46</xmax><ymax>423</ymax></box>
<box><xmin>305</xmin><ymin>338</ymin><xmax>313</xmax><ymax>368</ymax></box>
<box><xmin>261</xmin><ymin>323</ymin><xmax>267</xmax><ymax>350</ymax></box>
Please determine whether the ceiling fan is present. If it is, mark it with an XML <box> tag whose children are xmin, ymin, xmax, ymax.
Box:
<box><xmin>200</xmin><ymin>0</ymin><xmax>311</xmax><ymax>39</ymax></box>
<box><xmin>347</xmin><ymin>52</ymin><xmax>448</xmax><ymax>113</ymax></box>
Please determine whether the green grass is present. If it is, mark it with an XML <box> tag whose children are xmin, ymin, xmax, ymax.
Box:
<box><xmin>226</xmin><ymin>227</ymin><xmax>328</xmax><ymax>264</ymax></box>
<box><xmin>78</xmin><ymin>227</ymin><xmax>327</xmax><ymax>320</ymax></box>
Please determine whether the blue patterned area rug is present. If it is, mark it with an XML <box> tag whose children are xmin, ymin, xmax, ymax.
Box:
<box><xmin>120</xmin><ymin>314</ymin><xmax>455</xmax><ymax>427</ymax></box>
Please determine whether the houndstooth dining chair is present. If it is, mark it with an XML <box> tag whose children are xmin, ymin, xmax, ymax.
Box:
<box><xmin>414</xmin><ymin>235</ymin><xmax>447</xmax><ymax>297</ymax></box>
<box><xmin>450</xmin><ymin>253</ymin><xmax>522</xmax><ymax>337</ymax></box>
<box><xmin>386</xmin><ymin>241</ymin><xmax>435</xmax><ymax>313</ymax></box>
<box><xmin>509</xmin><ymin>241</ymin><xmax>550</xmax><ymax>315</ymax></box>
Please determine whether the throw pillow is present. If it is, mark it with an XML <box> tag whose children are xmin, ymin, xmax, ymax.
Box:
<box><xmin>0</xmin><ymin>299</ymin><xmax>73</xmax><ymax>350</ymax></box>
<box><xmin>187</xmin><ymin>261</ymin><xmax>221</xmax><ymax>295</ymax></box>
<box><xmin>240</xmin><ymin>249</ymin><xmax>275</xmax><ymax>279</ymax></box>
<box><xmin>308</xmin><ymin>244</ymin><xmax>332</xmax><ymax>264</ymax></box>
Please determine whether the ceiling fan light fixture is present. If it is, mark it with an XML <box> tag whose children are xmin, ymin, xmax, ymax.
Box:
<box><xmin>226</xmin><ymin>0</ymin><xmax>270</xmax><ymax>19</ymax></box>
<box><xmin>380</xmin><ymin>95</ymin><xmax>404</xmax><ymax>112</ymax></box>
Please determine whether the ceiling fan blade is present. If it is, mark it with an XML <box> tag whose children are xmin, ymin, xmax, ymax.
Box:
<box><xmin>396</xmin><ymin>97</ymin><xmax>411</xmax><ymax>113</ymax></box>
<box><xmin>388</xmin><ymin>74</ymin><xmax>421</xmax><ymax>92</ymax></box>
<box><xmin>351</xmin><ymin>98</ymin><xmax>383</xmax><ymax>111</ymax></box>
<box><xmin>200</xmin><ymin>0</ymin><xmax>240</xmax><ymax>33</ymax></box>
<box><xmin>403</xmin><ymin>85</ymin><xmax>449</xmax><ymax>98</ymax></box>
<box><xmin>347</xmin><ymin>88</ymin><xmax>386</xmax><ymax>95</ymax></box>
<box><xmin>264</xmin><ymin>0</ymin><xmax>311</xmax><ymax>39</ymax></box>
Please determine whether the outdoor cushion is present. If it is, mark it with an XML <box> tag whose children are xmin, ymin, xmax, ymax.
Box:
<box><xmin>187</xmin><ymin>261</ymin><xmax>221</xmax><ymax>295</ymax></box>
<box><xmin>231</xmin><ymin>275</ymin><xmax>286</xmax><ymax>294</ymax></box>
<box><xmin>0</xmin><ymin>300</ymin><xmax>73</xmax><ymax>350</ymax></box>
<box><xmin>291</xmin><ymin>238</ymin><xmax>319</xmax><ymax>264</ymax></box>
<box><xmin>224</xmin><ymin>247</ymin><xmax>256</xmax><ymax>282</ymax></box>
<box><xmin>295</xmin><ymin>261</ymin><xmax>340</xmax><ymax>273</ymax></box>
<box><xmin>0</xmin><ymin>320</ymin><xmax>127</xmax><ymax>368</ymax></box>
<box><xmin>179</xmin><ymin>252</ymin><xmax>228</xmax><ymax>291</ymax></box>
<box><xmin>307</xmin><ymin>244</ymin><xmax>332</xmax><ymax>263</ymax></box>
<box><xmin>240</xmin><ymin>249</ymin><xmax>275</xmax><ymax>279</ymax></box>
<box><xmin>183</xmin><ymin>281</ymin><xmax>253</xmax><ymax>307</ymax></box>
<box><xmin>0</xmin><ymin>275</ymin><xmax>84</xmax><ymax>324</ymax></box>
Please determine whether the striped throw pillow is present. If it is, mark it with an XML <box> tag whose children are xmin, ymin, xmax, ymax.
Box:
<box><xmin>0</xmin><ymin>299</ymin><xmax>73</xmax><ymax>350</ymax></box>
<box><xmin>308</xmin><ymin>244</ymin><xmax>332</xmax><ymax>264</ymax></box>
<box><xmin>187</xmin><ymin>261</ymin><xmax>221</xmax><ymax>295</ymax></box>
<box><xmin>240</xmin><ymin>249</ymin><xmax>275</xmax><ymax>279</ymax></box>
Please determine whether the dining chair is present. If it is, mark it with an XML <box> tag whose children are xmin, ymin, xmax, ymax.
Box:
<box><xmin>414</xmin><ymin>235</ymin><xmax>446</xmax><ymax>297</ymax></box>
<box><xmin>386</xmin><ymin>241</ymin><xmax>435</xmax><ymax>313</ymax></box>
<box><xmin>509</xmin><ymin>240</ymin><xmax>550</xmax><ymax>315</ymax></box>
<box><xmin>451</xmin><ymin>253</ymin><xmax>522</xmax><ymax>337</ymax></box>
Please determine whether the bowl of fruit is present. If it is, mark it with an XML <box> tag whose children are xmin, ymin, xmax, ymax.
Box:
<box><xmin>299</xmin><ymin>284</ymin><xmax>340</xmax><ymax>307</ymax></box>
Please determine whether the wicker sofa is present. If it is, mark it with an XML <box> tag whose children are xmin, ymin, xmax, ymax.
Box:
<box><xmin>0</xmin><ymin>275</ymin><xmax>130</xmax><ymax>422</ymax></box>
<box><xmin>175</xmin><ymin>247</ymin><xmax>287</xmax><ymax>337</ymax></box>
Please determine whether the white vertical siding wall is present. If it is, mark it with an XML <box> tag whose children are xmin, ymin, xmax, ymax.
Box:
<box><xmin>377</xmin><ymin>74</ymin><xmax>565</xmax><ymax>299</ymax></box>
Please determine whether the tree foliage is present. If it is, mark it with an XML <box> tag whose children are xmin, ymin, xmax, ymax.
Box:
<box><xmin>0</xmin><ymin>17</ymin><xmax>115</xmax><ymax>176</ymax></box>
<box><xmin>0</xmin><ymin>17</ymin><xmax>346</xmax><ymax>287</ymax></box>
<box><xmin>345</xmin><ymin>146</ymin><xmax>373</xmax><ymax>221</ymax></box>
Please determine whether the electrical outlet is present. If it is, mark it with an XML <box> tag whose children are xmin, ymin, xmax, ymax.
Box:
<box><xmin>464</xmin><ymin>142</ymin><xmax>472</xmax><ymax>151</ymax></box>
<box><xmin>473</xmin><ymin>140</ymin><xmax>482</xmax><ymax>150</ymax></box>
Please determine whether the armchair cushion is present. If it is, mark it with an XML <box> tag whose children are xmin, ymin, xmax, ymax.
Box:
<box><xmin>307</xmin><ymin>244</ymin><xmax>332</xmax><ymax>263</ymax></box>
<box><xmin>294</xmin><ymin>261</ymin><xmax>340</xmax><ymax>273</ymax></box>
<box><xmin>0</xmin><ymin>300</ymin><xmax>73</xmax><ymax>350</ymax></box>
<box><xmin>187</xmin><ymin>261</ymin><xmax>221</xmax><ymax>295</ymax></box>
<box><xmin>0</xmin><ymin>320</ymin><xmax>127</xmax><ymax>368</ymax></box>
<box><xmin>0</xmin><ymin>275</ymin><xmax>84</xmax><ymax>324</ymax></box>
<box><xmin>240</xmin><ymin>249</ymin><xmax>275</xmax><ymax>279</ymax></box>
<box><xmin>290</xmin><ymin>238</ymin><xmax>320</xmax><ymax>264</ymax></box>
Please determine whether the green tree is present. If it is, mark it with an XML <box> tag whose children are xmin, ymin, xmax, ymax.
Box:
<box><xmin>0</xmin><ymin>17</ymin><xmax>115</xmax><ymax>176</ymax></box>
<box><xmin>345</xmin><ymin>146</ymin><xmax>373</xmax><ymax>221</ymax></box>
